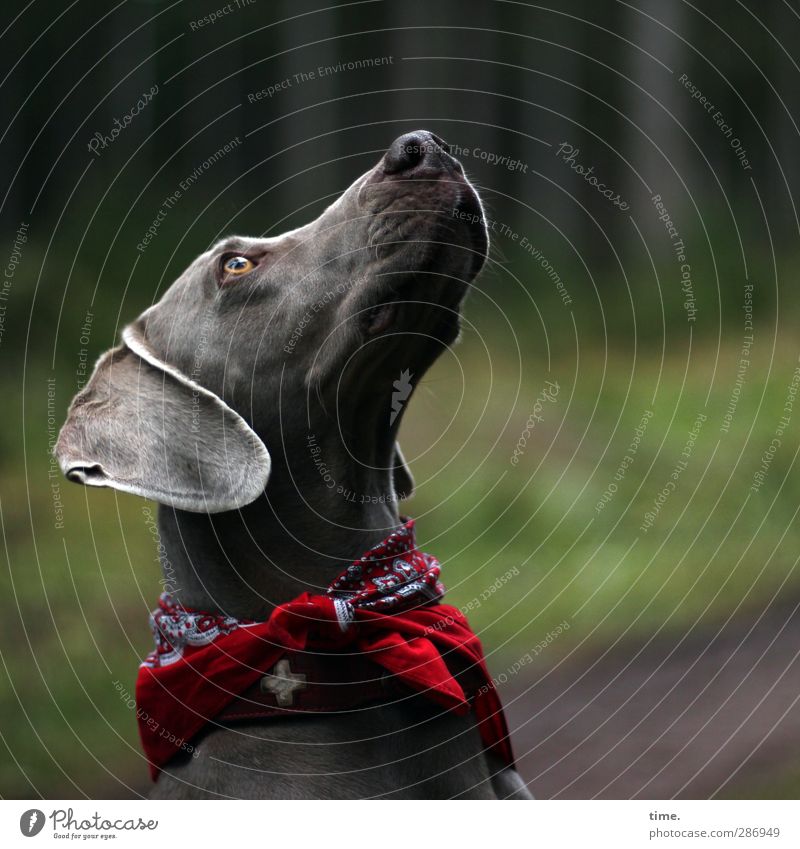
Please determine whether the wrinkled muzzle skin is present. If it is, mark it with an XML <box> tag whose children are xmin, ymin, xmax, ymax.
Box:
<box><xmin>137</xmin><ymin>131</ymin><xmax>487</xmax><ymax>441</ymax></box>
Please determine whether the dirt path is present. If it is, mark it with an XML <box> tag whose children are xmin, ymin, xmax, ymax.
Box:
<box><xmin>500</xmin><ymin>599</ymin><xmax>800</xmax><ymax>798</ymax></box>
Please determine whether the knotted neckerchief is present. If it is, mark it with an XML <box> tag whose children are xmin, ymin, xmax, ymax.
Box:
<box><xmin>136</xmin><ymin>519</ymin><xmax>515</xmax><ymax>779</ymax></box>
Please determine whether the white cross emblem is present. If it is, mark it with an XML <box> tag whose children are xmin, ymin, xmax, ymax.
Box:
<box><xmin>260</xmin><ymin>658</ymin><xmax>307</xmax><ymax>707</ymax></box>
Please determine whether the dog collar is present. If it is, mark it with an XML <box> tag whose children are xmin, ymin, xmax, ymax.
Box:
<box><xmin>136</xmin><ymin>519</ymin><xmax>515</xmax><ymax>779</ymax></box>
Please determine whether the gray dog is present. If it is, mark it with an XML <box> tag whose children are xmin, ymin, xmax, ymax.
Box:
<box><xmin>56</xmin><ymin>131</ymin><xmax>531</xmax><ymax>799</ymax></box>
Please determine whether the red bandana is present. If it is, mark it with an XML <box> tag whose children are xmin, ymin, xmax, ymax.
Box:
<box><xmin>136</xmin><ymin>519</ymin><xmax>515</xmax><ymax>780</ymax></box>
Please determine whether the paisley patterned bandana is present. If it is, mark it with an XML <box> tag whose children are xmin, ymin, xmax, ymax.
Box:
<box><xmin>145</xmin><ymin>520</ymin><xmax>445</xmax><ymax>669</ymax></box>
<box><xmin>136</xmin><ymin>519</ymin><xmax>514</xmax><ymax>779</ymax></box>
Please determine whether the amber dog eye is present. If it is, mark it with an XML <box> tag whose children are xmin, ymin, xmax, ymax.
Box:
<box><xmin>222</xmin><ymin>256</ymin><xmax>255</xmax><ymax>276</ymax></box>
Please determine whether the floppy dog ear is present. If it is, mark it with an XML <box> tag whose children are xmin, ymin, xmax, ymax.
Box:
<box><xmin>55</xmin><ymin>326</ymin><xmax>271</xmax><ymax>513</ymax></box>
<box><xmin>392</xmin><ymin>443</ymin><xmax>415</xmax><ymax>500</ymax></box>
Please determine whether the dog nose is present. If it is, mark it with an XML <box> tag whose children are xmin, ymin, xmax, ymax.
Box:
<box><xmin>382</xmin><ymin>130</ymin><xmax>457</xmax><ymax>175</ymax></box>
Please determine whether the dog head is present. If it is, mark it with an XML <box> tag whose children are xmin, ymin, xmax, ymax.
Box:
<box><xmin>56</xmin><ymin>131</ymin><xmax>489</xmax><ymax>512</ymax></box>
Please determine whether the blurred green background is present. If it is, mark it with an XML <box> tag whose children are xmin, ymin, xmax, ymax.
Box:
<box><xmin>2</xmin><ymin>0</ymin><xmax>800</xmax><ymax>798</ymax></box>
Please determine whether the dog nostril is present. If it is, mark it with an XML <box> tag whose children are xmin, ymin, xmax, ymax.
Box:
<box><xmin>383</xmin><ymin>131</ymin><xmax>436</xmax><ymax>174</ymax></box>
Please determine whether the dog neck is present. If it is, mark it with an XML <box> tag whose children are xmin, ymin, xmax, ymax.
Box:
<box><xmin>156</xmin><ymin>418</ymin><xmax>403</xmax><ymax>620</ymax></box>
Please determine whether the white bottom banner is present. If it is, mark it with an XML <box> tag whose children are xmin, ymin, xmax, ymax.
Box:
<box><xmin>1</xmin><ymin>800</ymin><xmax>797</xmax><ymax>847</ymax></box>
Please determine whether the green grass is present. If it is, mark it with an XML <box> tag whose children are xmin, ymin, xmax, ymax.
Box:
<box><xmin>407</xmin><ymin>328</ymin><xmax>800</xmax><ymax>656</ymax></box>
<box><xmin>1</xmin><ymin>467</ymin><xmax>159</xmax><ymax>797</ymax></box>
<box><xmin>722</xmin><ymin>764</ymin><xmax>800</xmax><ymax>801</ymax></box>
